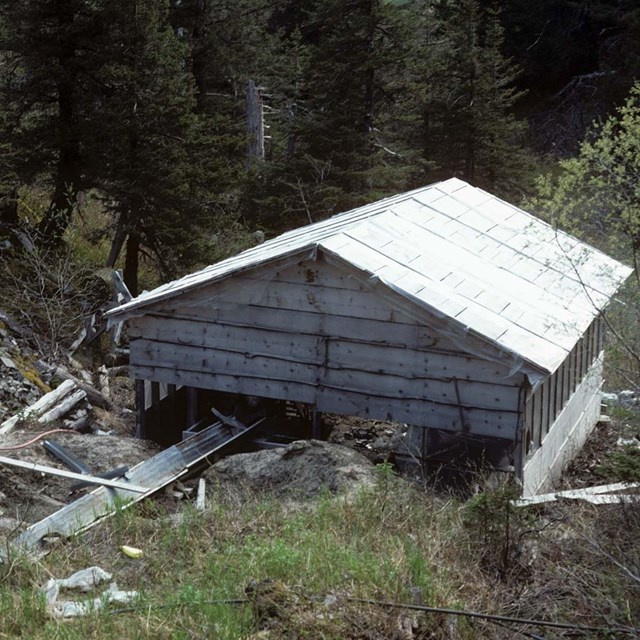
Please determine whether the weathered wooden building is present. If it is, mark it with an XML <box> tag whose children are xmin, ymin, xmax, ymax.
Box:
<box><xmin>107</xmin><ymin>178</ymin><xmax>631</xmax><ymax>495</ymax></box>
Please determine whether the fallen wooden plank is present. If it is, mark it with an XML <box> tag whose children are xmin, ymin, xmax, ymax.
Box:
<box><xmin>11</xmin><ymin>418</ymin><xmax>265</xmax><ymax>557</ymax></box>
<box><xmin>0</xmin><ymin>455</ymin><xmax>148</xmax><ymax>493</ymax></box>
<box><xmin>574</xmin><ymin>494</ymin><xmax>637</xmax><ymax>505</ymax></box>
<box><xmin>0</xmin><ymin>380</ymin><xmax>77</xmax><ymax>436</ymax></box>
<box><xmin>38</xmin><ymin>389</ymin><xmax>87</xmax><ymax>424</ymax></box>
<box><xmin>196</xmin><ymin>478</ymin><xmax>206</xmax><ymax>511</ymax></box>
<box><xmin>515</xmin><ymin>482</ymin><xmax>640</xmax><ymax>507</ymax></box>
<box><xmin>53</xmin><ymin>366</ymin><xmax>111</xmax><ymax>410</ymax></box>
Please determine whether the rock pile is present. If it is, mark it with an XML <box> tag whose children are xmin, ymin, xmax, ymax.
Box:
<box><xmin>204</xmin><ymin>439</ymin><xmax>379</xmax><ymax>500</ymax></box>
<box><xmin>0</xmin><ymin>331</ymin><xmax>46</xmax><ymax>420</ymax></box>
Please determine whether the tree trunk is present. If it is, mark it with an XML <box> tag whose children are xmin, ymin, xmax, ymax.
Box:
<box><xmin>246</xmin><ymin>79</ymin><xmax>265</xmax><ymax>163</ymax></box>
<box><xmin>192</xmin><ymin>0</ymin><xmax>208</xmax><ymax>111</ymax></box>
<box><xmin>363</xmin><ymin>0</ymin><xmax>376</xmax><ymax>188</ymax></box>
<box><xmin>106</xmin><ymin>216</ymin><xmax>128</xmax><ymax>268</ymax></box>
<box><xmin>38</xmin><ymin>137</ymin><xmax>80</xmax><ymax>243</ymax></box>
<box><xmin>123</xmin><ymin>231</ymin><xmax>140</xmax><ymax>297</ymax></box>
<box><xmin>0</xmin><ymin>188</ymin><xmax>18</xmax><ymax>229</ymax></box>
<box><xmin>37</xmin><ymin>3</ymin><xmax>81</xmax><ymax>244</ymax></box>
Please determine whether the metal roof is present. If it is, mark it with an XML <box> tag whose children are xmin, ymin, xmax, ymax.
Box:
<box><xmin>107</xmin><ymin>178</ymin><xmax>632</xmax><ymax>375</ymax></box>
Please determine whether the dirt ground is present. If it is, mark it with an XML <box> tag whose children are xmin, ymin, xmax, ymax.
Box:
<box><xmin>0</xmin><ymin>427</ymin><xmax>159</xmax><ymax>529</ymax></box>
<box><xmin>561</xmin><ymin>407</ymin><xmax>640</xmax><ymax>488</ymax></box>
<box><xmin>0</xmin><ymin>391</ymin><xmax>636</xmax><ymax>541</ymax></box>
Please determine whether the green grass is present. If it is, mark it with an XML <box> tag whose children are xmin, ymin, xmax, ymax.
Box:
<box><xmin>1</xmin><ymin>473</ymin><xmax>638</xmax><ymax>639</ymax></box>
<box><xmin>0</xmin><ymin>478</ymin><xmax>462</xmax><ymax>639</ymax></box>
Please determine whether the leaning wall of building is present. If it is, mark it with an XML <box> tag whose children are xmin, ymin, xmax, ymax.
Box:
<box><xmin>127</xmin><ymin>256</ymin><xmax>524</xmax><ymax>441</ymax></box>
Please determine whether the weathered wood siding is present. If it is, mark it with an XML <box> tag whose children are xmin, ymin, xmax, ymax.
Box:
<box><xmin>128</xmin><ymin>258</ymin><xmax>525</xmax><ymax>439</ymax></box>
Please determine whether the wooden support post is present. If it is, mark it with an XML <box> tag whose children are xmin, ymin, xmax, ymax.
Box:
<box><xmin>514</xmin><ymin>386</ymin><xmax>525</xmax><ymax>481</ymax></box>
<box><xmin>150</xmin><ymin>382</ymin><xmax>160</xmax><ymax>408</ymax></box>
<box><xmin>167</xmin><ymin>383</ymin><xmax>177</xmax><ymax>430</ymax></box>
<box><xmin>187</xmin><ymin>387</ymin><xmax>198</xmax><ymax>427</ymax></box>
<box><xmin>523</xmin><ymin>383</ymin><xmax>533</xmax><ymax>456</ymax></box>
<box><xmin>135</xmin><ymin>380</ymin><xmax>146</xmax><ymax>439</ymax></box>
<box><xmin>311</xmin><ymin>408</ymin><xmax>322</xmax><ymax>439</ymax></box>
<box><xmin>146</xmin><ymin>381</ymin><xmax>161</xmax><ymax>441</ymax></box>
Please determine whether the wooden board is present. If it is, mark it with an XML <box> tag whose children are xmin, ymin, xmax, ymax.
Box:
<box><xmin>130</xmin><ymin>320</ymin><xmax>322</xmax><ymax>362</ymax></box>
<box><xmin>131</xmin><ymin>363</ymin><xmax>519</xmax><ymax>439</ymax></box>
<box><xmin>130</xmin><ymin>339</ymin><xmax>521</xmax><ymax>411</ymax></box>
<box><xmin>130</xmin><ymin>310</ymin><xmax>461</xmax><ymax>354</ymax></box>
<box><xmin>130</xmin><ymin>312</ymin><xmax>517</xmax><ymax>383</ymax></box>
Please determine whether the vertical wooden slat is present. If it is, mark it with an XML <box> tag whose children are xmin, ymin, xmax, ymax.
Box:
<box><xmin>541</xmin><ymin>379</ymin><xmax>550</xmax><ymax>441</ymax></box>
<box><xmin>135</xmin><ymin>380</ymin><xmax>146</xmax><ymax>439</ymax></box>
<box><xmin>568</xmin><ymin>347</ymin><xmax>575</xmax><ymax>394</ymax></box>
<box><xmin>514</xmin><ymin>384</ymin><xmax>526</xmax><ymax>479</ymax></box>
<box><xmin>187</xmin><ymin>387</ymin><xmax>198</xmax><ymax>427</ymax></box>
<box><xmin>548</xmin><ymin>371</ymin><xmax>557</xmax><ymax>426</ymax></box>
<box><xmin>524</xmin><ymin>383</ymin><xmax>534</xmax><ymax>455</ymax></box>
<box><xmin>553</xmin><ymin>365</ymin><xmax>562</xmax><ymax>422</ymax></box>
<box><xmin>311</xmin><ymin>408</ymin><xmax>322</xmax><ymax>439</ymax></box>
<box><xmin>532</xmin><ymin>386</ymin><xmax>542</xmax><ymax>449</ymax></box>
<box><xmin>150</xmin><ymin>381</ymin><xmax>160</xmax><ymax>408</ymax></box>
<box><xmin>166</xmin><ymin>383</ymin><xmax>177</xmax><ymax>429</ymax></box>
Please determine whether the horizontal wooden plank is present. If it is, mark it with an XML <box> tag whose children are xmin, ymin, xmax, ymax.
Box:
<box><xmin>132</xmin><ymin>364</ymin><xmax>318</xmax><ymax>404</ymax></box>
<box><xmin>129</xmin><ymin>318</ymin><xmax>321</xmax><ymax>362</ymax></box>
<box><xmin>170</xmin><ymin>280</ymin><xmax>412</xmax><ymax>322</ymax></box>
<box><xmin>130</xmin><ymin>315</ymin><xmax>517</xmax><ymax>383</ymax></box>
<box><xmin>130</xmin><ymin>339</ymin><xmax>320</xmax><ymax>382</ymax></box>
<box><xmin>131</xmin><ymin>339</ymin><xmax>521</xmax><ymax>410</ymax></box>
<box><xmin>131</xmin><ymin>362</ymin><xmax>519</xmax><ymax>439</ymax></box>
<box><xmin>247</xmin><ymin>261</ymin><xmax>369</xmax><ymax>292</ymax></box>
<box><xmin>322</xmin><ymin>368</ymin><xmax>520</xmax><ymax>411</ymax></box>
<box><xmin>327</xmin><ymin>339</ymin><xmax>515</xmax><ymax>383</ymax></box>
<box><xmin>315</xmin><ymin>388</ymin><xmax>516</xmax><ymax>438</ymax></box>
<box><xmin>134</xmin><ymin>306</ymin><xmax>487</xmax><ymax>360</ymax></box>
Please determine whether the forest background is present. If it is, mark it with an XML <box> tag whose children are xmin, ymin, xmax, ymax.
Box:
<box><xmin>0</xmin><ymin>0</ymin><xmax>639</xmax><ymax>376</ymax></box>
<box><xmin>0</xmin><ymin>5</ymin><xmax>639</xmax><ymax>636</ymax></box>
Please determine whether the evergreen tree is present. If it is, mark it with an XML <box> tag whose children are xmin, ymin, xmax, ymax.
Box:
<box><xmin>0</xmin><ymin>0</ymin><xmax>106</xmax><ymax>242</ymax></box>
<box><xmin>245</xmin><ymin>0</ymin><xmax>416</xmax><ymax>231</ymax></box>
<box><xmin>298</xmin><ymin>0</ymin><xmax>415</xmax><ymax>209</ymax></box>
<box><xmin>91</xmin><ymin>0</ymin><xmax>225</xmax><ymax>295</ymax></box>
<box><xmin>416</xmin><ymin>0</ymin><xmax>531</xmax><ymax>196</ymax></box>
<box><xmin>169</xmin><ymin>0</ymin><xmax>275</xmax><ymax>113</ymax></box>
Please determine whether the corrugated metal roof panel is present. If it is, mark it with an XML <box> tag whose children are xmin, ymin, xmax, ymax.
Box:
<box><xmin>107</xmin><ymin>179</ymin><xmax>632</xmax><ymax>374</ymax></box>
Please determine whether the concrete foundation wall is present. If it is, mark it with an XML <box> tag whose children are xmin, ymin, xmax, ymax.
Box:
<box><xmin>522</xmin><ymin>353</ymin><xmax>603</xmax><ymax>497</ymax></box>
